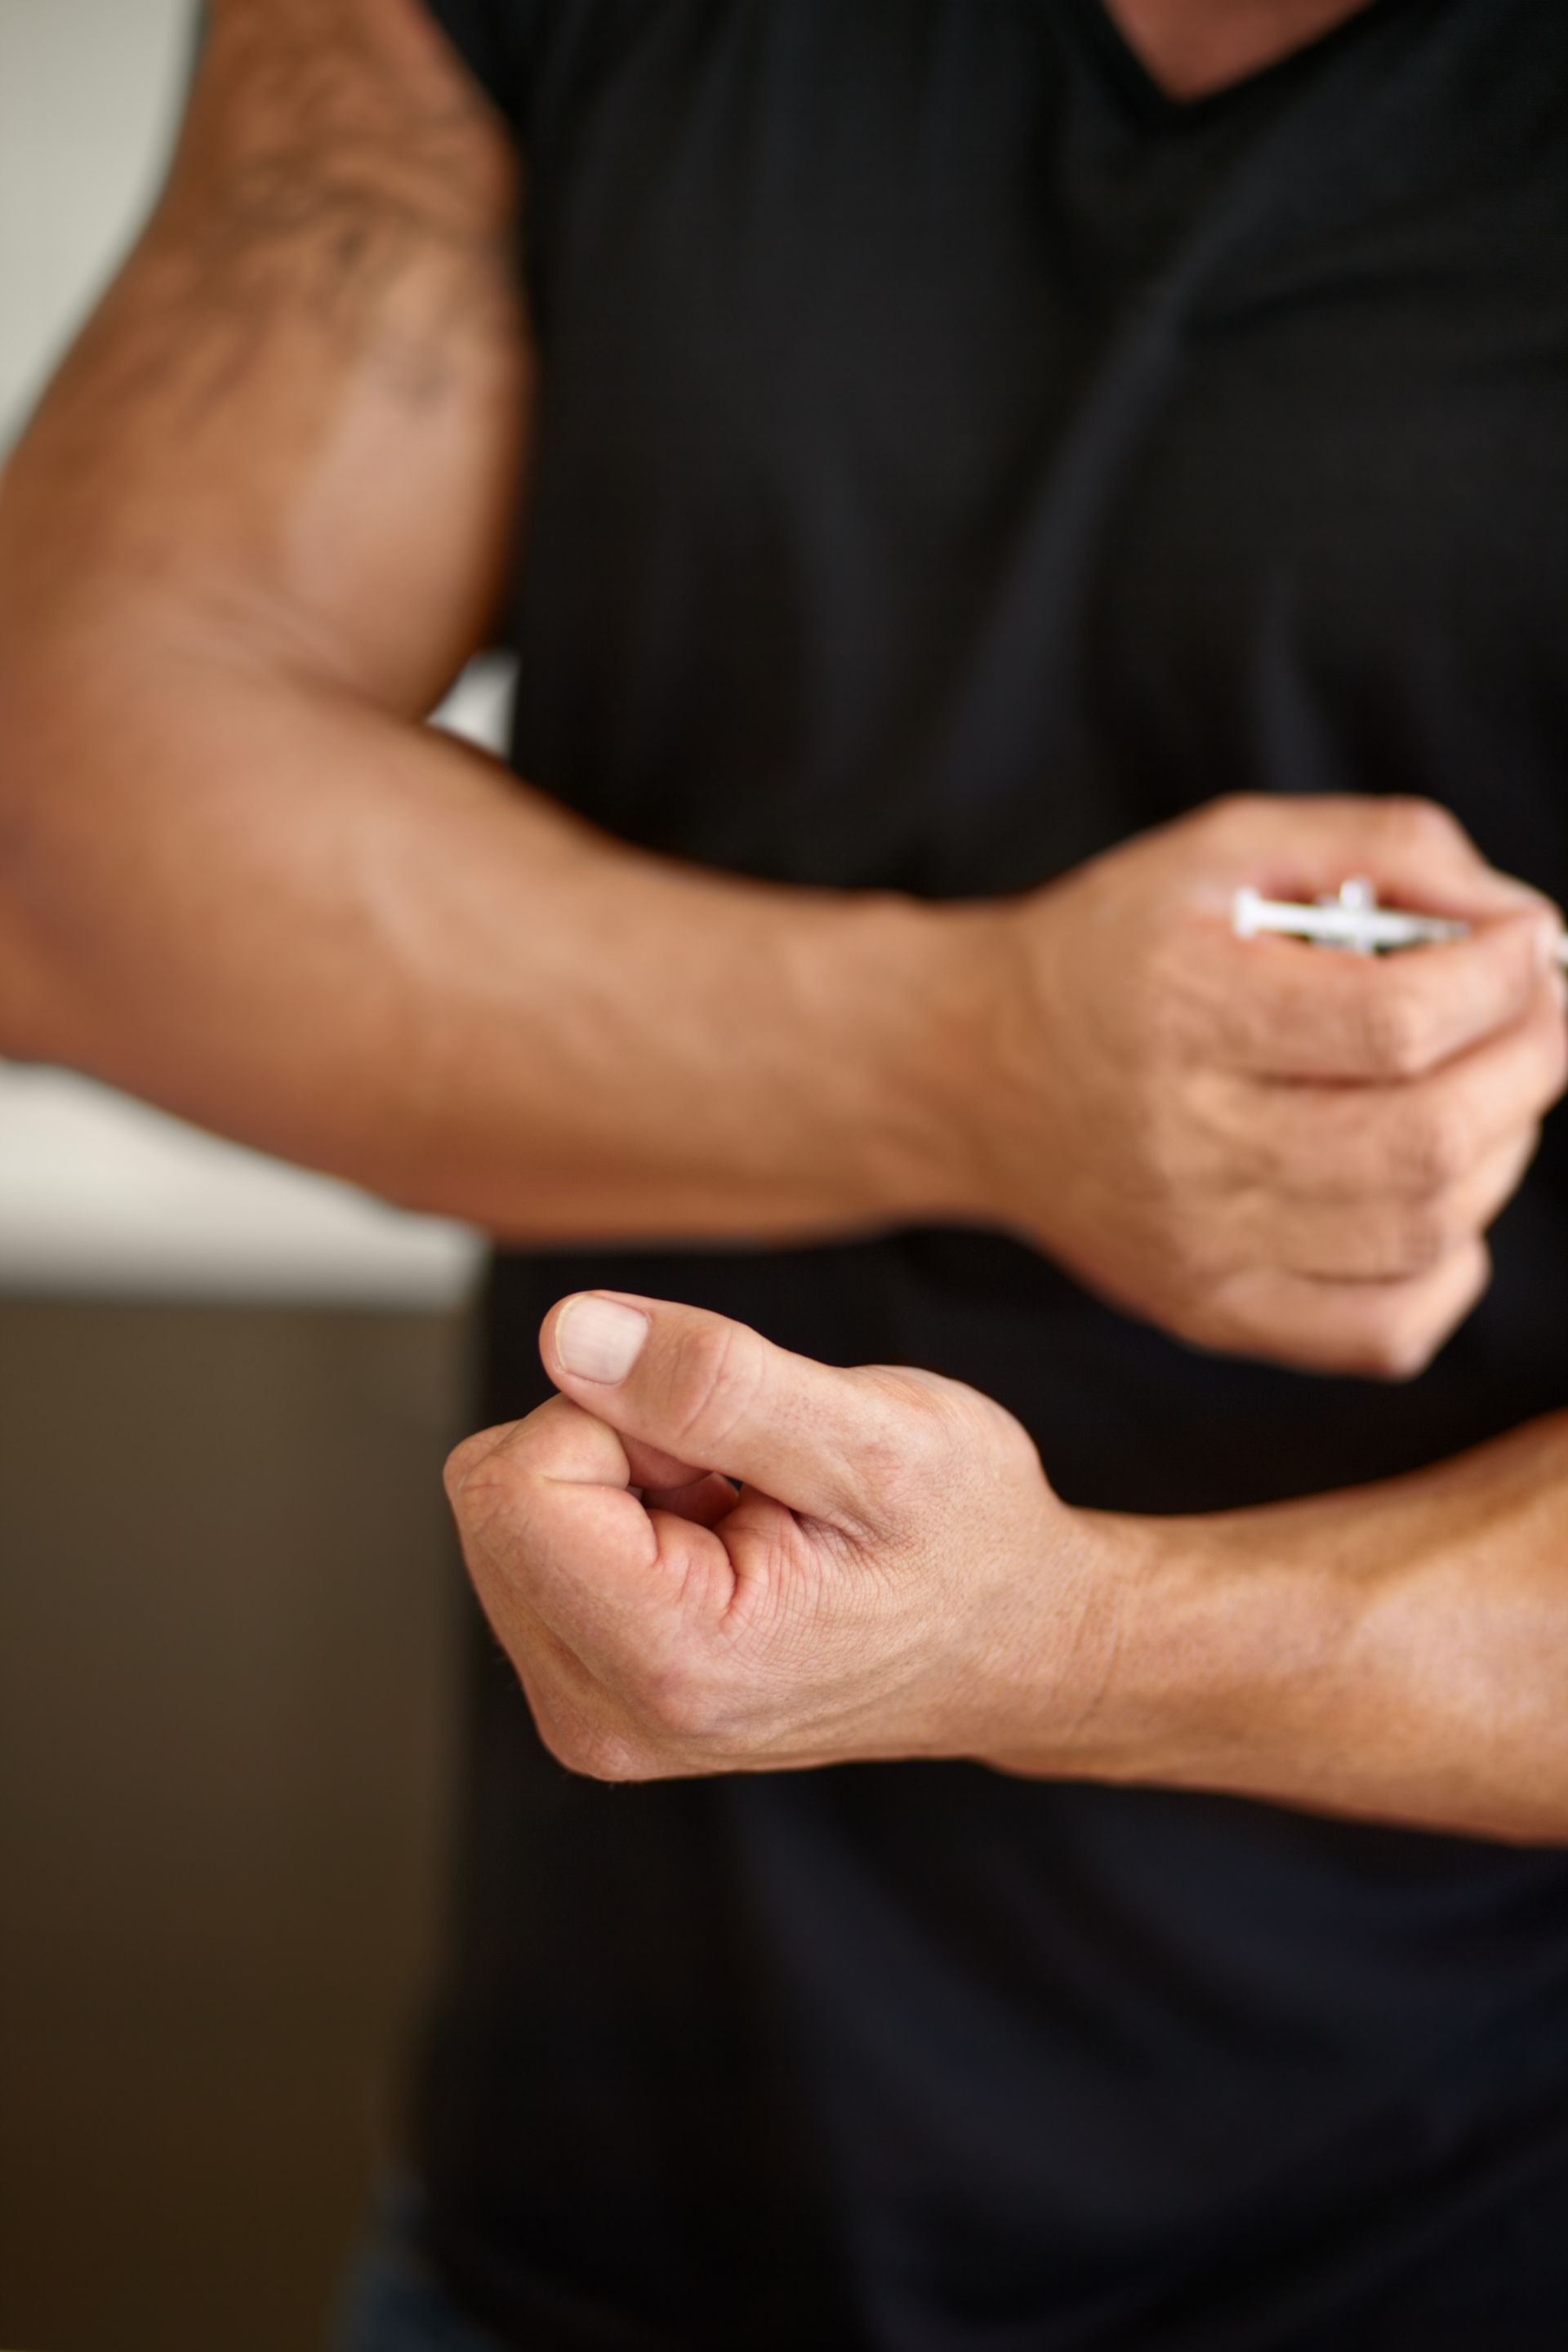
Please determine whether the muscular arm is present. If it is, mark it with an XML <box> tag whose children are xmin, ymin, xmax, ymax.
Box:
<box><xmin>1</xmin><ymin>1</ymin><xmax>1560</xmax><ymax>1383</ymax></box>
<box><xmin>0</xmin><ymin>0</ymin><xmax>965</xmax><ymax>1239</ymax></box>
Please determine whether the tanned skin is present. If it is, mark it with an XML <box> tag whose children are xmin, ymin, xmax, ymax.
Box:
<box><xmin>2</xmin><ymin>0</ymin><xmax>1566</xmax><ymax>1840</ymax></box>
<box><xmin>0</xmin><ymin>0</ymin><xmax>1560</xmax><ymax>1370</ymax></box>
<box><xmin>1110</xmin><ymin>0</ymin><xmax>1374</xmax><ymax>96</ymax></box>
<box><xmin>0</xmin><ymin>0</ymin><xmax>968</xmax><ymax>1241</ymax></box>
<box><xmin>451</xmin><ymin>1292</ymin><xmax>1568</xmax><ymax>1847</ymax></box>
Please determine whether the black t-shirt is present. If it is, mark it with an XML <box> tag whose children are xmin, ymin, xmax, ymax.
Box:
<box><xmin>412</xmin><ymin>4</ymin><xmax>1568</xmax><ymax>2345</ymax></box>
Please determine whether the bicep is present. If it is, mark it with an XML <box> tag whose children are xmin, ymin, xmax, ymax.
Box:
<box><xmin>1</xmin><ymin>0</ymin><xmax>530</xmax><ymax>717</ymax></box>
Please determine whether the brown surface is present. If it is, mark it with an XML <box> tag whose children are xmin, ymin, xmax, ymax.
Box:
<box><xmin>0</xmin><ymin>1298</ymin><xmax>472</xmax><ymax>2352</ymax></box>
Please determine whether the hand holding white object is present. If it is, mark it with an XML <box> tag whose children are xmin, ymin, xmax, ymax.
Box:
<box><xmin>950</xmin><ymin>795</ymin><xmax>1566</xmax><ymax>1376</ymax></box>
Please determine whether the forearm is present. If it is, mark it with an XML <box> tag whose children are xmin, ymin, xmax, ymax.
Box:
<box><xmin>0</xmin><ymin>614</ymin><xmax>978</xmax><ymax>1239</ymax></box>
<box><xmin>1029</xmin><ymin>1414</ymin><xmax>1568</xmax><ymax>1843</ymax></box>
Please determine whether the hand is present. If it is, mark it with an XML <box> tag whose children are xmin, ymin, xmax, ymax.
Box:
<box><xmin>448</xmin><ymin>1292</ymin><xmax>1568</xmax><ymax>1837</ymax></box>
<box><xmin>951</xmin><ymin>795</ymin><xmax>1567</xmax><ymax>1376</ymax></box>
<box><xmin>443</xmin><ymin>1291</ymin><xmax>1120</xmax><ymax>1783</ymax></box>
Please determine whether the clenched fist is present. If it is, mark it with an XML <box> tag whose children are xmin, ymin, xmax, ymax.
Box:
<box><xmin>948</xmin><ymin>795</ymin><xmax>1566</xmax><ymax>1375</ymax></box>
<box><xmin>445</xmin><ymin>1290</ymin><xmax>1568</xmax><ymax>1842</ymax></box>
<box><xmin>445</xmin><ymin>1291</ymin><xmax>1120</xmax><ymax>1784</ymax></box>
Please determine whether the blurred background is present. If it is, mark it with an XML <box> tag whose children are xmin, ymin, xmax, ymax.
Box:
<box><xmin>0</xmin><ymin>7</ymin><xmax>503</xmax><ymax>2344</ymax></box>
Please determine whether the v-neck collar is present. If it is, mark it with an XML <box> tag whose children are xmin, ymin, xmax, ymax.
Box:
<box><xmin>1070</xmin><ymin>0</ymin><xmax>1396</xmax><ymax>127</ymax></box>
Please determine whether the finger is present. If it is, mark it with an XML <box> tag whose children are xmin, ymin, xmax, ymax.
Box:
<box><xmin>1214</xmin><ymin>910</ymin><xmax>1559</xmax><ymax>1082</ymax></box>
<box><xmin>540</xmin><ymin>1291</ymin><xmax>898</xmax><ymax>1527</ymax></box>
<box><xmin>1266</xmin><ymin>1126</ymin><xmax>1539</xmax><ymax>1281</ymax></box>
<box><xmin>443</xmin><ymin>1416</ymin><xmax>528</xmax><ymax>1494</ymax></box>
<box><xmin>622</xmin><ymin>1435</ymin><xmax>715</xmax><ymax>1492</ymax></box>
<box><xmin>1252</xmin><ymin>978</ymin><xmax>1568</xmax><ymax>1203</ymax></box>
<box><xmin>446</xmin><ymin>1390</ymin><xmax>632</xmax><ymax>1514</ymax></box>
<box><xmin>639</xmin><ymin>1472</ymin><xmax>742</xmax><ymax>1530</ymax></box>
<box><xmin>447</xmin><ymin>1392</ymin><xmax>734</xmax><ymax>1650</ymax></box>
<box><xmin>1212</xmin><ymin>1240</ymin><xmax>1490</xmax><ymax>1382</ymax></box>
<box><xmin>446</xmin><ymin>1396</ymin><xmax>651</xmax><ymax>1612</ymax></box>
<box><xmin>446</xmin><ymin>1395</ymin><xmax>716</xmax><ymax>1511</ymax></box>
<box><xmin>1203</xmin><ymin>793</ymin><xmax>1557</xmax><ymax>920</ymax></box>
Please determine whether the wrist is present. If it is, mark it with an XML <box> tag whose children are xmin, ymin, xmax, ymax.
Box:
<box><xmin>787</xmin><ymin>890</ymin><xmax>1018</xmax><ymax>1230</ymax></box>
<box><xmin>871</xmin><ymin>892</ymin><xmax>1054</xmax><ymax>1232</ymax></box>
<box><xmin>1088</xmin><ymin>1506</ymin><xmax>1388</xmax><ymax>1812</ymax></box>
<box><xmin>882</xmin><ymin>887</ymin><xmax>1080</xmax><ymax>1249</ymax></box>
<box><xmin>962</xmin><ymin>1503</ymin><xmax>1175</xmax><ymax>1778</ymax></box>
<box><xmin>974</xmin><ymin>1503</ymin><xmax>1352</xmax><ymax>1796</ymax></box>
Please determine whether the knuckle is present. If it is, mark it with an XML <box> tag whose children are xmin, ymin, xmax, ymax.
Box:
<box><xmin>854</xmin><ymin>1419</ymin><xmax>928</xmax><ymax>1508</ymax></box>
<box><xmin>902</xmin><ymin>1387</ymin><xmax>966</xmax><ymax>1474</ymax></box>
<box><xmin>545</xmin><ymin>1711</ymin><xmax>650</xmax><ymax>1784</ymax></box>
<box><xmin>1185</xmin><ymin>1292</ymin><xmax>1254</xmax><ymax>1356</ymax></box>
<box><xmin>444</xmin><ymin>1454</ymin><xmax>528</xmax><ymax>1546</ymax></box>
<box><xmin>666</xmin><ymin>1320</ymin><xmax>760</xmax><ymax>1463</ymax></box>
<box><xmin>986</xmin><ymin>1400</ymin><xmax>1047</xmax><ymax>1482</ymax></box>
<box><xmin>1396</xmin><ymin>1097</ymin><xmax>1469</xmax><ymax>1194</ymax></box>
<box><xmin>852</xmin><ymin>1416</ymin><xmax>945</xmax><ymax>1522</ymax></box>
<box><xmin>445</xmin><ymin>1400</ymin><xmax>575</xmax><ymax>1522</ymax></box>
<box><xmin>1202</xmin><ymin>791</ymin><xmax>1266</xmax><ymax>837</ymax></box>
<box><xmin>443</xmin><ymin>1428</ymin><xmax>500</xmax><ymax>1505</ymax></box>
<box><xmin>824</xmin><ymin>1370</ymin><xmax>996</xmax><ymax>1541</ymax></box>
<box><xmin>1358</xmin><ymin>979</ymin><xmax>1437</xmax><ymax>1079</ymax></box>
<box><xmin>863</xmin><ymin>1370</ymin><xmax>973</xmax><ymax>1487</ymax></box>
<box><xmin>1353</xmin><ymin>1244</ymin><xmax>1487</xmax><ymax>1380</ymax></box>
<box><xmin>640</xmin><ymin>1659</ymin><xmax>720</xmax><ymax>1746</ymax></box>
<box><xmin>580</xmin><ymin>1733</ymin><xmax>649</xmax><ymax>1784</ymax></box>
<box><xmin>1356</xmin><ymin>1306</ymin><xmax>1442</xmax><ymax>1383</ymax></box>
<box><xmin>1392</xmin><ymin>1197</ymin><xmax>1460</xmax><ymax>1275</ymax></box>
<box><xmin>1380</xmin><ymin>795</ymin><xmax>1466</xmax><ymax>862</ymax></box>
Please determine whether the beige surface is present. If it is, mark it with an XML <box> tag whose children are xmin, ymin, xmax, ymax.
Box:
<box><xmin>0</xmin><ymin>0</ymin><xmax>193</xmax><ymax>445</ymax></box>
<box><xmin>0</xmin><ymin>1300</ymin><xmax>470</xmax><ymax>2352</ymax></box>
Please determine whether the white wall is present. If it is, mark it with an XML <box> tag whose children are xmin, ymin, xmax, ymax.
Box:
<box><xmin>0</xmin><ymin>0</ymin><xmax>194</xmax><ymax>443</ymax></box>
<box><xmin>0</xmin><ymin>0</ymin><xmax>495</xmax><ymax>1304</ymax></box>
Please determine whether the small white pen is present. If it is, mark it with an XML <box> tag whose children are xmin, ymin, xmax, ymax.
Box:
<box><xmin>1232</xmin><ymin>879</ymin><xmax>1568</xmax><ymax>965</ymax></box>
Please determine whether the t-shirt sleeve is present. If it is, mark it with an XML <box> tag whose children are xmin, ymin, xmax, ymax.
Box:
<box><xmin>419</xmin><ymin>0</ymin><xmax>538</xmax><ymax>127</ymax></box>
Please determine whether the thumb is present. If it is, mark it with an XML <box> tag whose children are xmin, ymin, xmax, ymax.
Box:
<box><xmin>541</xmin><ymin>1292</ymin><xmax>889</xmax><ymax>1527</ymax></box>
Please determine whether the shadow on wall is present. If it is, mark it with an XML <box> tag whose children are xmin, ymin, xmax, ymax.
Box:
<box><xmin>0</xmin><ymin>1299</ymin><xmax>472</xmax><ymax>2352</ymax></box>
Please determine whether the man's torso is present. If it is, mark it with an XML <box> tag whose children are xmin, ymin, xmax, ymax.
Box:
<box><xmin>413</xmin><ymin>6</ymin><xmax>1568</xmax><ymax>2343</ymax></box>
